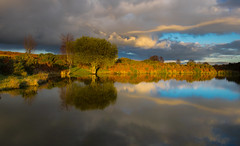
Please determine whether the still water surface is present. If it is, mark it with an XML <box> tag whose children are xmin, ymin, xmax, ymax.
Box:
<box><xmin>0</xmin><ymin>75</ymin><xmax>240</xmax><ymax>146</ymax></box>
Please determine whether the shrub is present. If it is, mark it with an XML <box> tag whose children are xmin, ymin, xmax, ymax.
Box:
<box><xmin>13</xmin><ymin>62</ymin><xmax>27</xmax><ymax>76</ymax></box>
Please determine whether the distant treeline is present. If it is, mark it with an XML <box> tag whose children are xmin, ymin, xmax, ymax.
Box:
<box><xmin>98</xmin><ymin>58</ymin><xmax>217</xmax><ymax>75</ymax></box>
<box><xmin>213</xmin><ymin>62</ymin><xmax>240</xmax><ymax>73</ymax></box>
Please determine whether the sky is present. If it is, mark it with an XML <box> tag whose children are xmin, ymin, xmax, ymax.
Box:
<box><xmin>0</xmin><ymin>0</ymin><xmax>240</xmax><ymax>63</ymax></box>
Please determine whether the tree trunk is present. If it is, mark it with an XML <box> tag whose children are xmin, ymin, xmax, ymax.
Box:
<box><xmin>91</xmin><ymin>64</ymin><xmax>100</xmax><ymax>76</ymax></box>
<box><xmin>91</xmin><ymin>65</ymin><xmax>96</xmax><ymax>75</ymax></box>
<box><xmin>96</xmin><ymin>67</ymin><xmax>100</xmax><ymax>76</ymax></box>
<box><xmin>90</xmin><ymin>75</ymin><xmax>96</xmax><ymax>86</ymax></box>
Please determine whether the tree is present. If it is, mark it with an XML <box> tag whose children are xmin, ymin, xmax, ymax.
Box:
<box><xmin>187</xmin><ymin>59</ymin><xmax>195</xmax><ymax>66</ymax></box>
<box><xmin>60</xmin><ymin>33</ymin><xmax>74</xmax><ymax>73</ymax></box>
<box><xmin>24</xmin><ymin>34</ymin><xmax>36</xmax><ymax>54</ymax></box>
<box><xmin>72</xmin><ymin>36</ymin><xmax>118</xmax><ymax>75</ymax></box>
<box><xmin>149</xmin><ymin>55</ymin><xmax>159</xmax><ymax>61</ymax></box>
<box><xmin>203</xmin><ymin>62</ymin><xmax>209</xmax><ymax>65</ymax></box>
<box><xmin>60</xmin><ymin>33</ymin><xmax>74</xmax><ymax>55</ymax></box>
<box><xmin>159</xmin><ymin>56</ymin><xmax>164</xmax><ymax>63</ymax></box>
<box><xmin>176</xmin><ymin>59</ymin><xmax>181</xmax><ymax>65</ymax></box>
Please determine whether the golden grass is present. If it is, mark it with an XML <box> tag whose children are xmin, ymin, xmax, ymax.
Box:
<box><xmin>0</xmin><ymin>73</ymin><xmax>49</xmax><ymax>90</ymax></box>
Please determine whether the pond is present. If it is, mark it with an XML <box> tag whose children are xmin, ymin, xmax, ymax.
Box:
<box><xmin>0</xmin><ymin>75</ymin><xmax>240</xmax><ymax>146</ymax></box>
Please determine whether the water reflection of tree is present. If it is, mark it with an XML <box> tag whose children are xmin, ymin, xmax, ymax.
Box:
<box><xmin>20</xmin><ymin>87</ymin><xmax>38</xmax><ymax>105</ymax></box>
<box><xmin>60</xmin><ymin>76</ymin><xmax>117</xmax><ymax>111</ymax></box>
<box><xmin>216</xmin><ymin>75</ymin><xmax>240</xmax><ymax>85</ymax></box>
<box><xmin>0</xmin><ymin>87</ymin><xmax>38</xmax><ymax>105</ymax></box>
<box><xmin>105</xmin><ymin>74</ymin><xmax>217</xmax><ymax>84</ymax></box>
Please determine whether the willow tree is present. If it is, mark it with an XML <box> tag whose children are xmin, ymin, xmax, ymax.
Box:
<box><xmin>73</xmin><ymin>36</ymin><xmax>118</xmax><ymax>75</ymax></box>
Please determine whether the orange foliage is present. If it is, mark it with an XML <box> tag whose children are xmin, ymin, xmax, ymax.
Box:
<box><xmin>104</xmin><ymin>58</ymin><xmax>217</xmax><ymax>75</ymax></box>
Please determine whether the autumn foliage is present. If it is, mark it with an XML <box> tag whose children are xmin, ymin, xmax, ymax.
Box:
<box><xmin>101</xmin><ymin>58</ymin><xmax>217</xmax><ymax>75</ymax></box>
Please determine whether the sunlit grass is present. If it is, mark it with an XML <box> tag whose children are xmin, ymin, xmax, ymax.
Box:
<box><xmin>0</xmin><ymin>73</ymin><xmax>49</xmax><ymax>90</ymax></box>
<box><xmin>69</xmin><ymin>67</ymin><xmax>91</xmax><ymax>77</ymax></box>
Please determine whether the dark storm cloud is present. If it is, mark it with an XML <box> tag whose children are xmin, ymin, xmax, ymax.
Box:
<box><xmin>0</xmin><ymin>0</ymin><xmax>148</xmax><ymax>46</ymax></box>
<box><xmin>214</xmin><ymin>40</ymin><xmax>240</xmax><ymax>50</ymax></box>
<box><xmin>1</xmin><ymin>0</ymin><xmax>240</xmax><ymax>46</ymax></box>
<box><xmin>118</xmin><ymin>40</ymin><xmax>240</xmax><ymax>61</ymax></box>
<box><xmin>218</xmin><ymin>0</ymin><xmax>240</xmax><ymax>8</ymax></box>
<box><xmin>0</xmin><ymin>0</ymin><xmax>240</xmax><ymax>61</ymax></box>
<box><xmin>0</xmin><ymin>0</ymin><xmax>94</xmax><ymax>45</ymax></box>
<box><xmin>212</xmin><ymin>40</ymin><xmax>240</xmax><ymax>56</ymax></box>
<box><xmin>118</xmin><ymin>44</ymin><xmax>210</xmax><ymax>61</ymax></box>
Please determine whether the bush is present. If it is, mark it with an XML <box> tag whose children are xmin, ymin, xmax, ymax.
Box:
<box><xmin>13</xmin><ymin>62</ymin><xmax>27</xmax><ymax>76</ymax></box>
<box><xmin>0</xmin><ymin>57</ymin><xmax>14</xmax><ymax>75</ymax></box>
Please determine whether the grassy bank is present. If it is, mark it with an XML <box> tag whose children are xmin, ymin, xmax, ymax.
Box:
<box><xmin>0</xmin><ymin>73</ymin><xmax>49</xmax><ymax>90</ymax></box>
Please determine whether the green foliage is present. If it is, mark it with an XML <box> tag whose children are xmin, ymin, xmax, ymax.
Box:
<box><xmin>0</xmin><ymin>73</ymin><xmax>49</xmax><ymax>90</ymax></box>
<box><xmin>0</xmin><ymin>52</ymin><xmax>69</xmax><ymax>76</ymax></box>
<box><xmin>149</xmin><ymin>55</ymin><xmax>159</xmax><ymax>61</ymax></box>
<box><xmin>0</xmin><ymin>56</ymin><xmax>14</xmax><ymax>75</ymax></box>
<box><xmin>38</xmin><ymin>53</ymin><xmax>55</xmax><ymax>67</ymax></box>
<box><xmin>0</xmin><ymin>74</ymin><xmax>5</xmax><ymax>81</ymax></box>
<box><xmin>54</xmin><ymin>55</ymin><xmax>68</xmax><ymax>66</ymax></box>
<box><xmin>214</xmin><ymin>62</ymin><xmax>240</xmax><ymax>72</ymax></box>
<box><xmin>13</xmin><ymin>62</ymin><xmax>27</xmax><ymax>76</ymax></box>
<box><xmin>70</xmin><ymin>67</ymin><xmax>91</xmax><ymax>77</ymax></box>
<box><xmin>0</xmin><ymin>76</ymin><xmax>21</xmax><ymax>90</ymax></box>
<box><xmin>15</xmin><ymin>54</ymin><xmax>37</xmax><ymax>74</ymax></box>
<box><xmin>187</xmin><ymin>59</ymin><xmax>196</xmax><ymax>66</ymax></box>
<box><xmin>108</xmin><ymin>57</ymin><xmax>216</xmax><ymax>75</ymax></box>
<box><xmin>72</xmin><ymin>36</ymin><xmax>118</xmax><ymax>74</ymax></box>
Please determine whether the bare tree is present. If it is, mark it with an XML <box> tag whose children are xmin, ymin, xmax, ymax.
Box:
<box><xmin>24</xmin><ymin>34</ymin><xmax>36</xmax><ymax>54</ymax></box>
<box><xmin>60</xmin><ymin>33</ymin><xmax>74</xmax><ymax>55</ymax></box>
<box><xmin>176</xmin><ymin>59</ymin><xmax>181</xmax><ymax>65</ymax></box>
<box><xmin>60</xmin><ymin>33</ymin><xmax>74</xmax><ymax>74</ymax></box>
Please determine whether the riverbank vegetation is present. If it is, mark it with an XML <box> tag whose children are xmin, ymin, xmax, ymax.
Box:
<box><xmin>213</xmin><ymin>62</ymin><xmax>240</xmax><ymax>75</ymax></box>
<box><xmin>100</xmin><ymin>57</ymin><xmax>217</xmax><ymax>75</ymax></box>
<box><xmin>0</xmin><ymin>53</ymin><xmax>68</xmax><ymax>76</ymax></box>
<box><xmin>1</xmin><ymin>36</ymin><xmax>239</xmax><ymax>85</ymax></box>
<box><xmin>0</xmin><ymin>73</ymin><xmax>49</xmax><ymax>91</ymax></box>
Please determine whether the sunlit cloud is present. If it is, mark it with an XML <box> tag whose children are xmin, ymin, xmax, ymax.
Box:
<box><xmin>128</xmin><ymin>17</ymin><xmax>240</xmax><ymax>34</ymax></box>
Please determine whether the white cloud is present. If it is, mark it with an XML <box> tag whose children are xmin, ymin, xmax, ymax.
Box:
<box><xmin>135</xmin><ymin>36</ymin><xmax>157</xmax><ymax>49</ymax></box>
<box><xmin>108</xmin><ymin>32</ymin><xmax>173</xmax><ymax>49</ymax></box>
